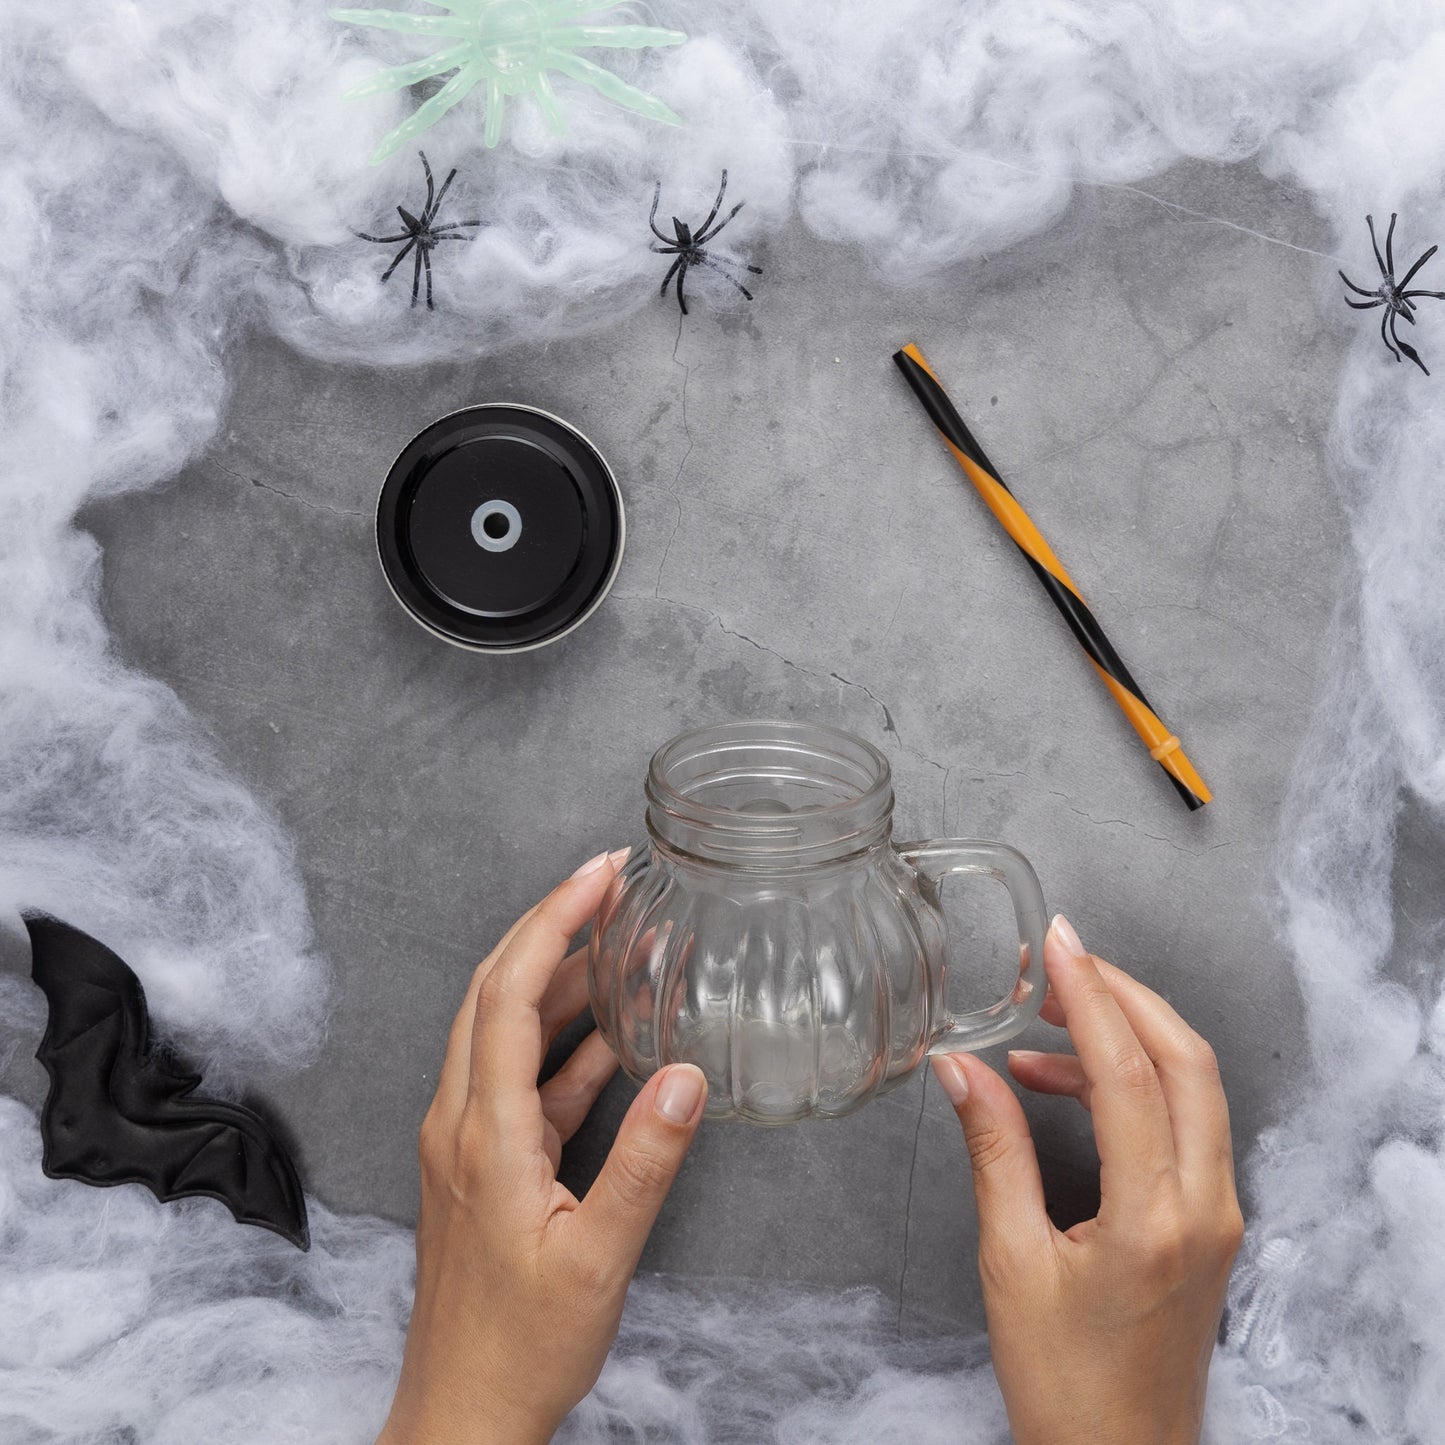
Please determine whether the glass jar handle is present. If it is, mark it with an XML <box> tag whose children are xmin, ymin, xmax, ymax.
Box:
<box><xmin>896</xmin><ymin>839</ymin><xmax>1049</xmax><ymax>1054</ymax></box>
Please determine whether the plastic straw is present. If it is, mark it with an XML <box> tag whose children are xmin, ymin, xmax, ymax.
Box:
<box><xmin>893</xmin><ymin>343</ymin><xmax>1211</xmax><ymax>811</ymax></box>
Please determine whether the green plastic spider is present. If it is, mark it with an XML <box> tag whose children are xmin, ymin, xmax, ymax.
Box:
<box><xmin>330</xmin><ymin>0</ymin><xmax>687</xmax><ymax>164</ymax></box>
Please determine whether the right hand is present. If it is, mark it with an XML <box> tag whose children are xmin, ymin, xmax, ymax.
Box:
<box><xmin>931</xmin><ymin>914</ymin><xmax>1244</xmax><ymax>1445</ymax></box>
<box><xmin>377</xmin><ymin>850</ymin><xmax>707</xmax><ymax>1445</ymax></box>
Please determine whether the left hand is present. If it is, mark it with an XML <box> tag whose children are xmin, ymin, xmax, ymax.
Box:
<box><xmin>376</xmin><ymin>848</ymin><xmax>708</xmax><ymax>1445</ymax></box>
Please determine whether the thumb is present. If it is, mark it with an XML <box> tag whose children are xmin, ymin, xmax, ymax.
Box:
<box><xmin>577</xmin><ymin>1063</ymin><xmax>706</xmax><ymax>1270</ymax></box>
<box><xmin>932</xmin><ymin>1053</ymin><xmax>1052</xmax><ymax>1257</ymax></box>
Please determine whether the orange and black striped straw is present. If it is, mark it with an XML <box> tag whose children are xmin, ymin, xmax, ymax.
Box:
<box><xmin>893</xmin><ymin>343</ymin><xmax>1211</xmax><ymax>811</ymax></box>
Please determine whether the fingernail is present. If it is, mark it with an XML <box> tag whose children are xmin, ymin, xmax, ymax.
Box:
<box><xmin>607</xmin><ymin>846</ymin><xmax>632</xmax><ymax>870</ymax></box>
<box><xmin>1008</xmin><ymin>1049</ymin><xmax>1046</xmax><ymax>1065</ymax></box>
<box><xmin>931</xmin><ymin>1054</ymin><xmax>969</xmax><ymax>1105</ymax></box>
<box><xmin>570</xmin><ymin>850</ymin><xmax>611</xmax><ymax>880</ymax></box>
<box><xmin>655</xmin><ymin>1064</ymin><xmax>706</xmax><ymax>1124</ymax></box>
<box><xmin>1049</xmin><ymin>913</ymin><xmax>1085</xmax><ymax>958</ymax></box>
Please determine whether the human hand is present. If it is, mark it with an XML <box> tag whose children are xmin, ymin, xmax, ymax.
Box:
<box><xmin>376</xmin><ymin>850</ymin><xmax>708</xmax><ymax>1445</ymax></box>
<box><xmin>931</xmin><ymin>915</ymin><xmax>1244</xmax><ymax>1445</ymax></box>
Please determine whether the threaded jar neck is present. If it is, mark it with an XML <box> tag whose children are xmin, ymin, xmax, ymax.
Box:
<box><xmin>645</xmin><ymin>721</ymin><xmax>894</xmax><ymax>869</ymax></box>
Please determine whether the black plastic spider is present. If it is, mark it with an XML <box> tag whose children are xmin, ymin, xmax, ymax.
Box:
<box><xmin>1339</xmin><ymin>212</ymin><xmax>1445</xmax><ymax>375</ymax></box>
<box><xmin>649</xmin><ymin>169</ymin><xmax>762</xmax><ymax>316</ymax></box>
<box><xmin>357</xmin><ymin>152</ymin><xmax>479</xmax><ymax>311</ymax></box>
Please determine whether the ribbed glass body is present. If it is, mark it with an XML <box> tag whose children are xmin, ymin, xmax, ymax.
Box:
<box><xmin>588</xmin><ymin>722</ymin><xmax>950</xmax><ymax>1123</ymax></box>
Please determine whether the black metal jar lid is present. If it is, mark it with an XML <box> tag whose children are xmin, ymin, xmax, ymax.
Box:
<box><xmin>376</xmin><ymin>404</ymin><xmax>625</xmax><ymax>652</ymax></box>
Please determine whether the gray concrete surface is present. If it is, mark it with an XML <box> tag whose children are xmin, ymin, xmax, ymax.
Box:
<box><xmin>19</xmin><ymin>157</ymin><xmax>1345</xmax><ymax>1334</ymax></box>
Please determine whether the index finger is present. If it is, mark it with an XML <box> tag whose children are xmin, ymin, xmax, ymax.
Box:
<box><xmin>467</xmin><ymin>850</ymin><xmax>623</xmax><ymax>1112</ymax></box>
<box><xmin>428</xmin><ymin>901</ymin><xmax>545</xmax><ymax>1127</ymax></box>
<box><xmin>1043</xmin><ymin>919</ymin><xmax>1179</xmax><ymax>1216</ymax></box>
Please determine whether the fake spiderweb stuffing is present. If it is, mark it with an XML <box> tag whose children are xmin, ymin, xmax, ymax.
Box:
<box><xmin>330</xmin><ymin>0</ymin><xmax>687</xmax><ymax>163</ymax></box>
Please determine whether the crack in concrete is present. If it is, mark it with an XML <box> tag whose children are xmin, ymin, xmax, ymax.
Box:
<box><xmin>780</xmin><ymin>137</ymin><xmax>1337</xmax><ymax>262</ymax></box>
<box><xmin>830</xmin><ymin>670</ymin><xmax>897</xmax><ymax>735</ymax></box>
<box><xmin>878</xmin><ymin>589</ymin><xmax>907</xmax><ymax>649</ymax></box>
<box><xmin>1098</xmin><ymin>181</ymin><xmax>1340</xmax><ymax>263</ymax></box>
<box><xmin>1193</xmin><ymin>446</ymin><xmax>1242</xmax><ymax>604</ymax></box>
<box><xmin>1041</xmin><ymin>788</ymin><xmax>1227</xmax><ymax>855</ymax></box>
<box><xmin>1014</xmin><ymin>414</ymin><xmax>1132</xmax><ymax>479</ymax></box>
<box><xmin>216</xmin><ymin>461</ymin><xmax>366</xmax><ymax>518</ymax></box>
<box><xmin>1129</xmin><ymin>599</ymin><xmax>1317</xmax><ymax>689</ymax></box>
<box><xmin>653</xmin><ymin>312</ymin><xmax>694</xmax><ymax>596</ymax></box>
<box><xmin>652</xmin><ymin>595</ymin><xmax>962</xmax><ymax>789</ymax></box>
<box><xmin>699</xmin><ymin>607</ymin><xmax>822</xmax><ymax>685</ymax></box>
<box><xmin>896</xmin><ymin>1072</ymin><xmax>929</xmax><ymax>1339</ymax></box>
<box><xmin>615</xmin><ymin>594</ymin><xmax>1221</xmax><ymax>852</ymax></box>
<box><xmin>617</xmin><ymin>593</ymin><xmax>920</xmax><ymax>748</ymax></box>
<box><xmin>619</xmin><ymin>593</ymin><xmax>968</xmax><ymax>790</ymax></box>
<box><xmin>959</xmin><ymin>768</ymin><xmax>1229</xmax><ymax>854</ymax></box>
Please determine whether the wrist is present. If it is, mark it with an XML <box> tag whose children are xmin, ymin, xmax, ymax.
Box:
<box><xmin>377</xmin><ymin>1390</ymin><xmax>558</xmax><ymax>1445</ymax></box>
<box><xmin>1009</xmin><ymin>1397</ymin><xmax>1200</xmax><ymax>1445</ymax></box>
<box><xmin>1014</xmin><ymin>1432</ymin><xmax>1194</xmax><ymax>1445</ymax></box>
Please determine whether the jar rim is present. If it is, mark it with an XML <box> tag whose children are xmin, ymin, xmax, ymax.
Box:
<box><xmin>645</xmin><ymin>721</ymin><xmax>894</xmax><ymax>863</ymax></box>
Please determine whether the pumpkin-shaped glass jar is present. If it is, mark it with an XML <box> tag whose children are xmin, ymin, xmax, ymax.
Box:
<box><xmin>588</xmin><ymin>722</ymin><xmax>1048</xmax><ymax>1123</ymax></box>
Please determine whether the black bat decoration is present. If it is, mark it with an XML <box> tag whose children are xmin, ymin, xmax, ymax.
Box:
<box><xmin>24</xmin><ymin>913</ymin><xmax>309</xmax><ymax>1249</ymax></box>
